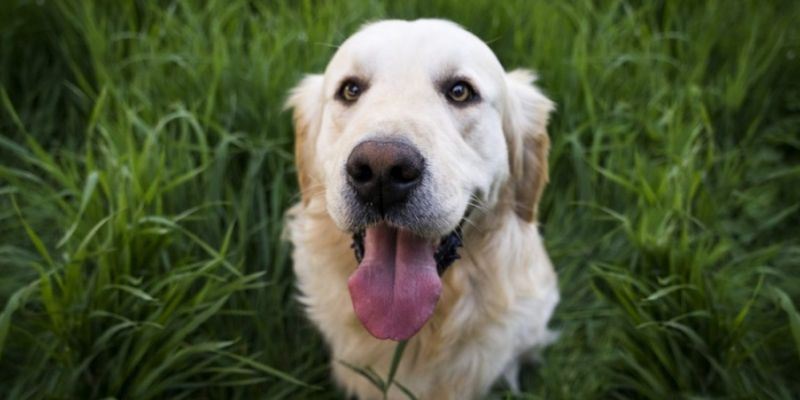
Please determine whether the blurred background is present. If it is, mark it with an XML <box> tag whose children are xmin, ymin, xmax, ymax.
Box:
<box><xmin>1</xmin><ymin>1</ymin><xmax>799</xmax><ymax>398</ymax></box>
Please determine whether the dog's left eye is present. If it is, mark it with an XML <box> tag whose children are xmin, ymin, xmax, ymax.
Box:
<box><xmin>446</xmin><ymin>81</ymin><xmax>476</xmax><ymax>103</ymax></box>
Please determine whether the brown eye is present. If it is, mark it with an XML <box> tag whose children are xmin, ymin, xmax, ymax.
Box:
<box><xmin>339</xmin><ymin>80</ymin><xmax>362</xmax><ymax>102</ymax></box>
<box><xmin>447</xmin><ymin>81</ymin><xmax>474</xmax><ymax>103</ymax></box>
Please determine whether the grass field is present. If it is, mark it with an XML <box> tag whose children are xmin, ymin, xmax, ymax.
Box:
<box><xmin>1</xmin><ymin>0</ymin><xmax>799</xmax><ymax>398</ymax></box>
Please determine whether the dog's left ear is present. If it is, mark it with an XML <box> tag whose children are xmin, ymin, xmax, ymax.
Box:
<box><xmin>285</xmin><ymin>74</ymin><xmax>324</xmax><ymax>205</ymax></box>
<box><xmin>503</xmin><ymin>69</ymin><xmax>554</xmax><ymax>222</ymax></box>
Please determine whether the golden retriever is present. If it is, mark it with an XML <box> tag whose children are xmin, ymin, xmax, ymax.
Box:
<box><xmin>285</xmin><ymin>19</ymin><xmax>559</xmax><ymax>399</ymax></box>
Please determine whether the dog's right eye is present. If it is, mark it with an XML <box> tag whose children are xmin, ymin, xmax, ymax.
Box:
<box><xmin>338</xmin><ymin>80</ymin><xmax>363</xmax><ymax>103</ymax></box>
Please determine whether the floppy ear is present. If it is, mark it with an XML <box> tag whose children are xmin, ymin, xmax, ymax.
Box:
<box><xmin>285</xmin><ymin>74</ymin><xmax>324</xmax><ymax>205</ymax></box>
<box><xmin>503</xmin><ymin>69</ymin><xmax>554</xmax><ymax>222</ymax></box>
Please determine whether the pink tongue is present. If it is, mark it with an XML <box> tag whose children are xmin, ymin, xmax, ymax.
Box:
<box><xmin>347</xmin><ymin>224</ymin><xmax>442</xmax><ymax>340</ymax></box>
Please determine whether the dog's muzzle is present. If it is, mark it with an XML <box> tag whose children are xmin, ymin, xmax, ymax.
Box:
<box><xmin>342</xmin><ymin>138</ymin><xmax>467</xmax><ymax>341</ymax></box>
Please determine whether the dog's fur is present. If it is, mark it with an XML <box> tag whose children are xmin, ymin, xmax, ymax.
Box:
<box><xmin>285</xmin><ymin>19</ymin><xmax>559</xmax><ymax>399</ymax></box>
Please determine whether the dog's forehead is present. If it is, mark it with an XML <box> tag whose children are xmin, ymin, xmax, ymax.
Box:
<box><xmin>325</xmin><ymin>19</ymin><xmax>504</xmax><ymax>82</ymax></box>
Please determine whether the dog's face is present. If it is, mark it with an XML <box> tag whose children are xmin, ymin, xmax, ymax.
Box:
<box><xmin>288</xmin><ymin>19</ymin><xmax>553</xmax><ymax>340</ymax></box>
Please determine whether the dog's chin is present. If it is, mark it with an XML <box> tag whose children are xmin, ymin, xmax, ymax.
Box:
<box><xmin>343</xmin><ymin>206</ymin><xmax>467</xmax><ymax>341</ymax></box>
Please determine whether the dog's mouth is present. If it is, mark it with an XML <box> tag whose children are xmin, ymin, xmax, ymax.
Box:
<box><xmin>347</xmin><ymin>223</ymin><xmax>464</xmax><ymax>341</ymax></box>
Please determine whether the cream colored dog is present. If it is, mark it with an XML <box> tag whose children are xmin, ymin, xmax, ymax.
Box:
<box><xmin>285</xmin><ymin>19</ymin><xmax>559</xmax><ymax>399</ymax></box>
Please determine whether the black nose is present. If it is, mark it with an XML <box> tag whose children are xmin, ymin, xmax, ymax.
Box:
<box><xmin>346</xmin><ymin>139</ymin><xmax>425</xmax><ymax>212</ymax></box>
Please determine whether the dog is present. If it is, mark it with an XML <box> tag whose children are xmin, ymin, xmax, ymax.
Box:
<box><xmin>285</xmin><ymin>19</ymin><xmax>559</xmax><ymax>399</ymax></box>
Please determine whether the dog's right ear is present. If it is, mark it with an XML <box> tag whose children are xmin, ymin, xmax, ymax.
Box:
<box><xmin>285</xmin><ymin>74</ymin><xmax>324</xmax><ymax>205</ymax></box>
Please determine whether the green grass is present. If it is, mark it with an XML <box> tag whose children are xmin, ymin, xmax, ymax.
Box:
<box><xmin>1</xmin><ymin>0</ymin><xmax>799</xmax><ymax>398</ymax></box>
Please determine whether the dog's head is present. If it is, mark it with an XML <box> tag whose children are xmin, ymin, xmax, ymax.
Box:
<box><xmin>287</xmin><ymin>19</ymin><xmax>553</xmax><ymax>340</ymax></box>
